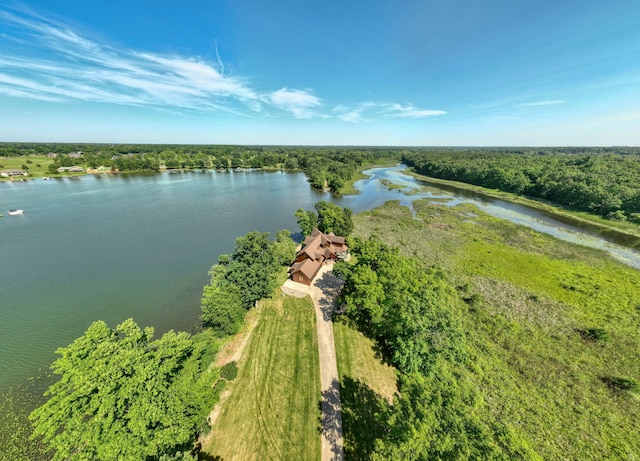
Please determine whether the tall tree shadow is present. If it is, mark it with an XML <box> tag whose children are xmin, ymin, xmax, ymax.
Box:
<box><xmin>319</xmin><ymin>378</ymin><xmax>345</xmax><ymax>459</ymax></box>
<box><xmin>340</xmin><ymin>376</ymin><xmax>390</xmax><ymax>460</ymax></box>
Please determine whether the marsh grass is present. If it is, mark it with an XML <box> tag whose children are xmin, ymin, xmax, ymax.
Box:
<box><xmin>352</xmin><ymin>199</ymin><xmax>640</xmax><ymax>459</ymax></box>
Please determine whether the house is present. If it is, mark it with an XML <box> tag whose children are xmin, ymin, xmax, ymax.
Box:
<box><xmin>57</xmin><ymin>166</ymin><xmax>84</xmax><ymax>173</ymax></box>
<box><xmin>0</xmin><ymin>169</ymin><xmax>28</xmax><ymax>177</ymax></box>
<box><xmin>67</xmin><ymin>152</ymin><xmax>83</xmax><ymax>159</ymax></box>
<box><xmin>289</xmin><ymin>229</ymin><xmax>348</xmax><ymax>285</ymax></box>
<box><xmin>46</xmin><ymin>152</ymin><xmax>58</xmax><ymax>158</ymax></box>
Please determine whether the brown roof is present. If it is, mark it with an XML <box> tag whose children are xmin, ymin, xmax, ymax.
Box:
<box><xmin>326</xmin><ymin>232</ymin><xmax>346</xmax><ymax>245</ymax></box>
<box><xmin>290</xmin><ymin>258</ymin><xmax>321</xmax><ymax>280</ymax></box>
<box><xmin>294</xmin><ymin>227</ymin><xmax>347</xmax><ymax>262</ymax></box>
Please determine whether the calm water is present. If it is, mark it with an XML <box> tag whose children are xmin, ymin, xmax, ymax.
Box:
<box><xmin>0</xmin><ymin>170</ymin><xmax>330</xmax><ymax>392</ymax></box>
<box><xmin>1</xmin><ymin>165</ymin><xmax>640</xmax><ymax>458</ymax></box>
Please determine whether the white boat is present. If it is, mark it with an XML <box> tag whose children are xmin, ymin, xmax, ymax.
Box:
<box><xmin>7</xmin><ymin>209</ymin><xmax>24</xmax><ymax>216</ymax></box>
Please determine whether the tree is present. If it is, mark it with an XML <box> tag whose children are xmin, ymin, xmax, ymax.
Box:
<box><xmin>200</xmin><ymin>265</ymin><xmax>246</xmax><ymax>337</ymax></box>
<box><xmin>30</xmin><ymin>319</ymin><xmax>214</xmax><ymax>461</ymax></box>
<box><xmin>295</xmin><ymin>208</ymin><xmax>318</xmax><ymax>236</ymax></box>
<box><xmin>221</xmin><ymin>231</ymin><xmax>280</xmax><ymax>309</ymax></box>
<box><xmin>315</xmin><ymin>201</ymin><xmax>354</xmax><ymax>236</ymax></box>
<box><xmin>272</xmin><ymin>229</ymin><xmax>297</xmax><ymax>266</ymax></box>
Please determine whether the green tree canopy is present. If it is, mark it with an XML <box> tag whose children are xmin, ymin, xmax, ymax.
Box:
<box><xmin>200</xmin><ymin>265</ymin><xmax>246</xmax><ymax>337</ymax></box>
<box><xmin>30</xmin><ymin>319</ymin><xmax>215</xmax><ymax>461</ymax></box>
<box><xmin>295</xmin><ymin>201</ymin><xmax>354</xmax><ymax>237</ymax></box>
<box><xmin>315</xmin><ymin>201</ymin><xmax>354</xmax><ymax>236</ymax></box>
<box><xmin>221</xmin><ymin>231</ymin><xmax>280</xmax><ymax>309</ymax></box>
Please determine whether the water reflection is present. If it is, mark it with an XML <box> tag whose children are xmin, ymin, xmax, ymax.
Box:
<box><xmin>340</xmin><ymin>165</ymin><xmax>640</xmax><ymax>270</ymax></box>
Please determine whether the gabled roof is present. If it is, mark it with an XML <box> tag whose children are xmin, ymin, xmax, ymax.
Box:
<box><xmin>326</xmin><ymin>232</ymin><xmax>346</xmax><ymax>245</ymax></box>
<box><xmin>290</xmin><ymin>258</ymin><xmax>322</xmax><ymax>280</ymax></box>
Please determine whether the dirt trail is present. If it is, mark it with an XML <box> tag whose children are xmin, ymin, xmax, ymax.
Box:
<box><xmin>282</xmin><ymin>265</ymin><xmax>344</xmax><ymax>461</ymax></box>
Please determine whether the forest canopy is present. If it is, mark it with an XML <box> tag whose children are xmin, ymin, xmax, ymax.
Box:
<box><xmin>402</xmin><ymin>149</ymin><xmax>640</xmax><ymax>221</ymax></box>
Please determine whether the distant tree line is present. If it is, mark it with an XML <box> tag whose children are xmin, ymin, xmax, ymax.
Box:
<box><xmin>402</xmin><ymin>149</ymin><xmax>640</xmax><ymax>222</ymax></box>
<box><xmin>1</xmin><ymin>142</ymin><xmax>401</xmax><ymax>192</ymax></box>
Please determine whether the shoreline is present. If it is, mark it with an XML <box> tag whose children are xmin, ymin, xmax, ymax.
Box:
<box><xmin>404</xmin><ymin>168</ymin><xmax>640</xmax><ymax>241</ymax></box>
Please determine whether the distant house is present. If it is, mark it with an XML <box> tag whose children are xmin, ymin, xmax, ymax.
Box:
<box><xmin>46</xmin><ymin>152</ymin><xmax>58</xmax><ymax>158</ymax></box>
<box><xmin>0</xmin><ymin>169</ymin><xmax>28</xmax><ymax>177</ymax></box>
<box><xmin>57</xmin><ymin>166</ymin><xmax>84</xmax><ymax>173</ymax></box>
<box><xmin>289</xmin><ymin>229</ymin><xmax>348</xmax><ymax>285</ymax></box>
<box><xmin>67</xmin><ymin>152</ymin><xmax>83</xmax><ymax>159</ymax></box>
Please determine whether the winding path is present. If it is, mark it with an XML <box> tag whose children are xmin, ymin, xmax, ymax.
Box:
<box><xmin>282</xmin><ymin>265</ymin><xmax>344</xmax><ymax>461</ymax></box>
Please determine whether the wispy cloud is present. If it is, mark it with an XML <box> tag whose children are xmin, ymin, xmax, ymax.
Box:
<box><xmin>520</xmin><ymin>100</ymin><xmax>566</xmax><ymax>107</ymax></box>
<box><xmin>0</xmin><ymin>8</ymin><xmax>259</xmax><ymax>114</ymax></box>
<box><xmin>333</xmin><ymin>102</ymin><xmax>446</xmax><ymax>122</ymax></box>
<box><xmin>0</xmin><ymin>6</ymin><xmax>444</xmax><ymax>123</ymax></box>
<box><xmin>382</xmin><ymin>103</ymin><xmax>447</xmax><ymax>118</ymax></box>
<box><xmin>265</xmin><ymin>88</ymin><xmax>322</xmax><ymax>119</ymax></box>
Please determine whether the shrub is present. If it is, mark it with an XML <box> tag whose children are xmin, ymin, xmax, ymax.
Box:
<box><xmin>577</xmin><ymin>328</ymin><xmax>609</xmax><ymax>343</ymax></box>
<box><xmin>601</xmin><ymin>376</ymin><xmax>638</xmax><ymax>392</ymax></box>
<box><xmin>220</xmin><ymin>361</ymin><xmax>238</xmax><ymax>381</ymax></box>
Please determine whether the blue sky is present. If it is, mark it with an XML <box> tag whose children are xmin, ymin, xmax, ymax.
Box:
<box><xmin>0</xmin><ymin>0</ymin><xmax>639</xmax><ymax>145</ymax></box>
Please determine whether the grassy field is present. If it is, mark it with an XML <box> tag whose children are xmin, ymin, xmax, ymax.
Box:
<box><xmin>351</xmin><ymin>200</ymin><xmax>640</xmax><ymax>460</ymax></box>
<box><xmin>0</xmin><ymin>155</ymin><xmax>55</xmax><ymax>179</ymax></box>
<box><xmin>333</xmin><ymin>322</ymin><xmax>397</xmax><ymax>460</ymax></box>
<box><xmin>202</xmin><ymin>291</ymin><xmax>321</xmax><ymax>461</ymax></box>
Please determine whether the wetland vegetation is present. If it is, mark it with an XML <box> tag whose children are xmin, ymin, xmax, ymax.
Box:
<box><xmin>334</xmin><ymin>199</ymin><xmax>640</xmax><ymax>459</ymax></box>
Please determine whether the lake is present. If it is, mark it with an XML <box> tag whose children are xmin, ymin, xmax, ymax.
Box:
<box><xmin>1</xmin><ymin>165</ymin><xmax>639</xmax><ymax>459</ymax></box>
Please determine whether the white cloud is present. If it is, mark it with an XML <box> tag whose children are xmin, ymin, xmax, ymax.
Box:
<box><xmin>520</xmin><ymin>100</ymin><xmax>566</xmax><ymax>107</ymax></box>
<box><xmin>382</xmin><ymin>103</ymin><xmax>447</xmax><ymax>118</ymax></box>
<box><xmin>266</xmin><ymin>88</ymin><xmax>322</xmax><ymax>118</ymax></box>
<box><xmin>332</xmin><ymin>102</ymin><xmax>446</xmax><ymax>122</ymax></box>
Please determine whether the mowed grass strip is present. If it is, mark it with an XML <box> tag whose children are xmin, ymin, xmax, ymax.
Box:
<box><xmin>203</xmin><ymin>293</ymin><xmax>321</xmax><ymax>461</ymax></box>
<box><xmin>334</xmin><ymin>322</ymin><xmax>397</xmax><ymax>460</ymax></box>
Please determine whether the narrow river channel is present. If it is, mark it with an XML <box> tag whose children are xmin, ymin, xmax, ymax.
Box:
<box><xmin>340</xmin><ymin>165</ymin><xmax>640</xmax><ymax>270</ymax></box>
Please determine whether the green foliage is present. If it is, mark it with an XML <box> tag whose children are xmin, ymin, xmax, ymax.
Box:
<box><xmin>219</xmin><ymin>361</ymin><xmax>238</xmax><ymax>381</ymax></box>
<box><xmin>373</xmin><ymin>371</ymin><xmax>538</xmax><ymax>461</ymax></box>
<box><xmin>200</xmin><ymin>266</ymin><xmax>246</xmax><ymax>337</ymax></box>
<box><xmin>350</xmin><ymin>200</ymin><xmax>640</xmax><ymax>459</ymax></box>
<box><xmin>296</xmin><ymin>201</ymin><xmax>354</xmax><ymax>237</ymax></box>
<box><xmin>315</xmin><ymin>200</ymin><xmax>354</xmax><ymax>236</ymax></box>
<box><xmin>295</xmin><ymin>208</ymin><xmax>317</xmax><ymax>236</ymax></box>
<box><xmin>29</xmin><ymin>319</ymin><xmax>216</xmax><ymax>461</ymax></box>
<box><xmin>403</xmin><ymin>149</ymin><xmax>640</xmax><ymax>220</ymax></box>
<box><xmin>201</xmin><ymin>229</ymin><xmax>294</xmax><ymax>332</ymax></box>
<box><xmin>577</xmin><ymin>327</ymin><xmax>609</xmax><ymax>343</ymax></box>
<box><xmin>336</xmin><ymin>236</ymin><xmax>466</xmax><ymax>375</ymax></box>
<box><xmin>337</xmin><ymin>237</ymin><xmax>540</xmax><ymax>459</ymax></box>
<box><xmin>601</xmin><ymin>376</ymin><xmax>638</xmax><ymax>392</ymax></box>
<box><xmin>222</xmin><ymin>231</ymin><xmax>280</xmax><ymax>309</ymax></box>
<box><xmin>272</xmin><ymin>229</ymin><xmax>297</xmax><ymax>266</ymax></box>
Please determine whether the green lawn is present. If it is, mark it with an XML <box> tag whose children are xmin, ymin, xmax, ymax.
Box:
<box><xmin>352</xmin><ymin>200</ymin><xmax>640</xmax><ymax>460</ymax></box>
<box><xmin>202</xmin><ymin>292</ymin><xmax>321</xmax><ymax>461</ymax></box>
<box><xmin>334</xmin><ymin>322</ymin><xmax>397</xmax><ymax>460</ymax></box>
<box><xmin>0</xmin><ymin>156</ymin><xmax>55</xmax><ymax>179</ymax></box>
